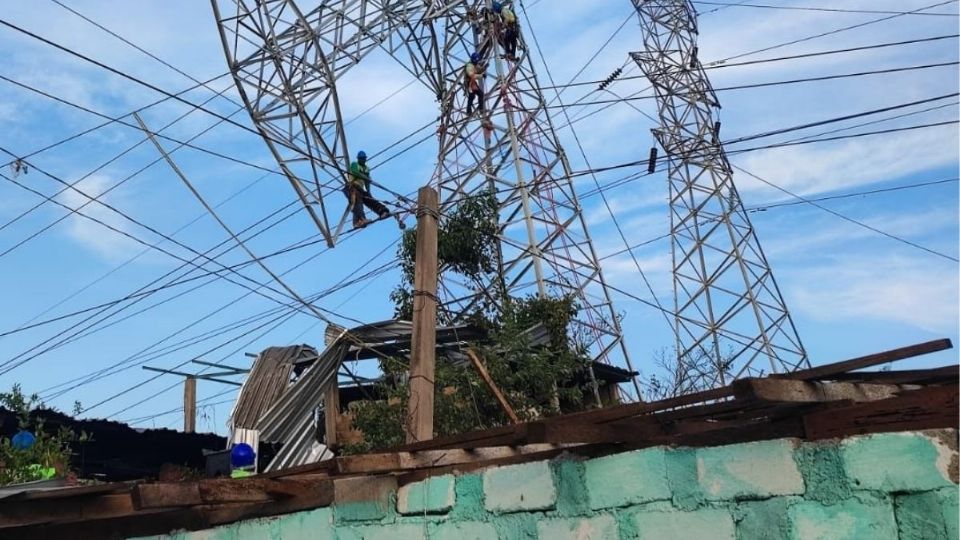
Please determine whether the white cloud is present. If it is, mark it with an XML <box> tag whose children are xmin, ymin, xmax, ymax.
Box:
<box><xmin>57</xmin><ymin>174</ymin><xmax>141</xmax><ymax>260</ymax></box>
<box><xmin>791</xmin><ymin>255</ymin><xmax>959</xmax><ymax>334</ymax></box>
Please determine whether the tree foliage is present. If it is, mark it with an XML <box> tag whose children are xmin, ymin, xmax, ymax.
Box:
<box><xmin>347</xmin><ymin>192</ymin><xmax>592</xmax><ymax>454</ymax></box>
<box><xmin>0</xmin><ymin>385</ymin><xmax>88</xmax><ymax>486</ymax></box>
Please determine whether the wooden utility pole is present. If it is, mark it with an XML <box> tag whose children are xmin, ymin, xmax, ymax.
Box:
<box><xmin>183</xmin><ymin>377</ymin><xmax>197</xmax><ymax>433</ymax></box>
<box><xmin>407</xmin><ymin>186</ymin><xmax>439</xmax><ymax>443</ymax></box>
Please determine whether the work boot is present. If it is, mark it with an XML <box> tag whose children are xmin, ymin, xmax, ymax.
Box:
<box><xmin>353</xmin><ymin>217</ymin><xmax>370</xmax><ymax>229</ymax></box>
<box><xmin>379</xmin><ymin>210</ymin><xmax>391</xmax><ymax>220</ymax></box>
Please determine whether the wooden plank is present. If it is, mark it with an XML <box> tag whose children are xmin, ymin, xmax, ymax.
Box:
<box><xmin>407</xmin><ymin>186</ymin><xmax>439</xmax><ymax>443</ymax></box>
<box><xmin>0</xmin><ymin>493</ymin><xmax>136</xmax><ymax>528</ymax></box>
<box><xmin>467</xmin><ymin>348</ymin><xmax>520</xmax><ymax>424</ymax></box>
<box><xmin>133</xmin><ymin>483</ymin><xmax>202</xmax><ymax>510</ymax></box>
<box><xmin>394</xmin><ymin>424</ymin><xmax>519</xmax><ymax>452</ymax></box>
<box><xmin>184</xmin><ymin>376</ymin><xmax>197</xmax><ymax>433</ymax></box>
<box><xmin>803</xmin><ymin>384</ymin><xmax>959</xmax><ymax>440</ymax></box>
<box><xmin>334</xmin><ymin>444</ymin><xmax>563</xmax><ymax>475</ymax></box>
<box><xmin>733</xmin><ymin>378</ymin><xmax>905</xmax><ymax>403</ymax></box>
<box><xmin>777</xmin><ymin>339</ymin><xmax>953</xmax><ymax>381</ymax></box>
<box><xmin>324</xmin><ymin>377</ymin><xmax>340</xmax><ymax>450</ymax></box>
<box><xmin>823</xmin><ymin>365</ymin><xmax>958</xmax><ymax>385</ymax></box>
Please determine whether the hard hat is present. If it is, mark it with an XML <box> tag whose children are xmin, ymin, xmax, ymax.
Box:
<box><xmin>231</xmin><ymin>442</ymin><xmax>256</xmax><ymax>468</ymax></box>
<box><xmin>470</xmin><ymin>52</ymin><xmax>481</xmax><ymax>64</ymax></box>
<box><xmin>357</xmin><ymin>150</ymin><xmax>367</xmax><ymax>161</ymax></box>
<box><xmin>492</xmin><ymin>2</ymin><xmax>502</xmax><ymax>13</ymax></box>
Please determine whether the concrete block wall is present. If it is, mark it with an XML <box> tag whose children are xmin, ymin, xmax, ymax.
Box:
<box><xmin>132</xmin><ymin>429</ymin><xmax>959</xmax><ymax>540</ymax></box>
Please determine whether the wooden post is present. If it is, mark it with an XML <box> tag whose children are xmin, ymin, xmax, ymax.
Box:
<box><xmin>323</xmin><ymin>378</ymin><xmax>340</xmax><ymax>450</ymax></box>
<box><xmin>183</xmin><ymin>377</ymin><xmax>196</xmax><ymax>433</ymax></box>
<box><xmin>407</xmin><ymin>186</ymin><xmax>439</xmax><ymax>443</ymax></box>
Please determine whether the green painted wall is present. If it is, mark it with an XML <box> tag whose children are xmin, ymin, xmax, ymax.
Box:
<box><xmin>132</xmin><ymin>429</ymin><xmax>959</xmax><ymax>540</ymax></box>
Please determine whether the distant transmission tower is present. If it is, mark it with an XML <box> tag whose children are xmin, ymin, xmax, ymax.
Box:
<box><xmin>631</xmin><ymin>0</ymin><xmax>809</xmax><ymax>389</ymax></box>
<box><xmin>211</xmin><ymin>1</ymin><xmax>639</xmax><ymax>397</ymax></box>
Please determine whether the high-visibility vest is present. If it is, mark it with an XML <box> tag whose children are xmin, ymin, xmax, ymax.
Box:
<box><xmin>348</xmin><ymin>161</ymin><xmax>371</xmax><ymax>190</ymax></box>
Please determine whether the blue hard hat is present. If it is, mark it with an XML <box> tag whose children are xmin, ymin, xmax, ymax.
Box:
<box><xmin>357</xmin><ymin>150</ymin><xmax>367</xmax><ymax>161</ymax></box>
<box><xmin>492</xmin><ymin>2</ymin><xmax>502</xmax><ymax>12</ymax></box>
<box><xmin>470</xmin><ymin>52</ymin><xmax>481</xmax><ymax>64</ymax></box>
<box><xmin>12</xmin><ymin>430</ymin><xmax>35</xmax><ymax>450</ymax></box>
<box><xmin>231</xmin><ymin>443</ymin><xmax>256</xmax><ymax>468</ymax></box>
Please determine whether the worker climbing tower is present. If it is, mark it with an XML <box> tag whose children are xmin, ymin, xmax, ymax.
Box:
<box><xmin>211</xmin><ymin>1</ymin><xmax>639</xmax><ymax>397</ymax></box>
<box><xmin>631</xmin><ymin>0</ymin><xmax>809</xmax><ymax>390</ymax></box>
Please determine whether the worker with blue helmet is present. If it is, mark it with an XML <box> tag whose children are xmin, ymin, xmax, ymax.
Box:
<box><xmin>346</xmin><ymin>150</ymin><xmax>391</xmax><ymax>228</ymax></box>
<box><xmin>464</xmin><ymin>51</ymin><xmax>486</xmax><ymax>116</ymax></box>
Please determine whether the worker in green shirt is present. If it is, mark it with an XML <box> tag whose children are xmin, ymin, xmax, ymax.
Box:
<box><xmin>464</xmin><ymin>52</ymin><xmax>486</xmax><ymax>116</ymax></box>
<box><xmin>493</xmin><ymin>2</ymin><xmax>518</xmax><ymax>60</ymax></box>
<box><xmin>345</xmin><ymin>150</ymin><xmax>390</xmax><ymax>228</ymax></box>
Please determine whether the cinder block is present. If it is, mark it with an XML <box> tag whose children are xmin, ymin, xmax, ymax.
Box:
<box><xmin>841</xmin><ymin>432</ymin><xmax>955</xmax><ymax>492</ymax></box>
<box><xmin>334</xmin><ymin>475</ymin><xmax>398</xmax><ymax>522</ymax></box>
<box><xmin>697</xmin><ymin>439</ymin><xmax>804</xmax><ymax>500</ymax></box>
<box><xmin>787</xmin><ymin>499</ymin><xmax>897</xmax><ymax>540</ymax></box>
<box><xmin>736</xmin><ymin>497</ymin><xmax>798</xmax><ymax>540</ymax></box>
<box><xmin>336</xmin><ymin>523</ymin><xmax>426</xmax><ymax>540</ymax></box>
<box><xmin>483</xmin><ymin>460</ymin><xmax>556</xmax><ymax>513</ymax></box>
<box><xmin>398</xmin><ymin>474</ymin><xmax>455</xmax><ymax>514</ymax></box>
<box><xmin>271</xmin><ymin>507</ymin><xmax>333</xmax><ymax>540</ymax></box>
<box><xmin>537</xmin><ymin>515</ymin><xmax>618</xmax><ymax>540</ymax></box>
<box><xmin>630</xmin><ymin>507</ymin><xmax>735</xmax><ymax>540</ymax></box>
<box><xmin>896</xmin><ymin>488</ymin><xmax>959</xmax><ymax>540</ymax></box>
<box><xmin>431</xmin><ymin>521</ymin><xmax>498</xmax><ymax>540</ymax></box>
<box><xmin>583</xmin><ymin>448</ymin><xmax>671</xmax><ymax>509</ymax></box>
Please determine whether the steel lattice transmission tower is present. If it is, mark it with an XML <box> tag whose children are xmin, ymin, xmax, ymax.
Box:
<box><xmin>211</xmin><ymin>0</ymin><xmax>639</xmax><ymax>397</ymax></box>
<box><xmin>630</xmin><ymin>0</ymin><xmax>809</xmax><ymax>389</ymax></box>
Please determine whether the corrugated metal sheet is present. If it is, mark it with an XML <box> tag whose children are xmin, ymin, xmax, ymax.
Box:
<box><xmin>226</xmin><ymin>345</ymin><xmax>316</xmax><ymax>444</ymax></box>
<box><xmin>241</xmin><ymin>320</ymin><xmax>483</xmax><ymax>471</ymax></box>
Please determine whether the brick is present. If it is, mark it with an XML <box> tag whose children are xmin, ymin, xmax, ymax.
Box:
<box><xmin>334</xmin><ymin>475</ymin><xmax>398</xmax><ymax>522</ymax></box>
<box><xmin>336</xmin><ymin>523</ymin><xmax>426</xmax><ymax>540</ymax></box>
<box><xmin>697</xmin><ymin>439</ymin><xmax>804</xmax><ymax>500</ymax></box>
<box><xmin>841</xmin><ymin>432</ymin><xmax>955</xmax><ymax>492</ymax></box>
<box><xmin>896</xmin><ymin>488</ymin><xmax>959</xmax><ymax>540</ymax></box>
<box><xmin>271</xmin><ymin>507</ymin><xmax>333</xmax><ymax>540</ymax></box>
<box><xmin>630</xmin><ymin>507</ymin><xmax>735</xmax><ymax>540</ymax></box>
<box><xmin>398</xmin><ymin>474</ymin><xmax>455</xmax><ymax>515</ymax></box>
<box><xmin>584</xmin><ymin>448</ymin><xmax>671</xmax><ymax>509</ymax></box>
<box><xmin>787</xmin><ymin>499</ymin><xmax>897</xmax><ymax>540</ymax></box>
<box><xmin>537</xmin><ymin>515</ymin><xmax>618</xmax><ymax>540</ymax></box>
<box><xmin>483</xmin><ymin>461</ymin><xmax>556</xmax><ymax>513</ymax></box>
<box><xmin>431</xmin><ymin>521</ymin><xmax>498</xmax><ymax>540</ymax></box>
<box><xmin>736</xmin><ymin>497</ymin><xmax>798</xmax><ymax>540</ymax></box>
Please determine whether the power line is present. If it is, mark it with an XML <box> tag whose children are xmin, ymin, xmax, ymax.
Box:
<box><xmin>548</xmin><ymin>63</ymin><xmax>960</xmax><ymax>110</ymax></box>
<box><xmin>0</xmin><ymin>18</ymin><xmax>261</xmax><ymax>139</ymax></box>
<box><xmin>692</xmin><ymin>1</ymin><xmax>959</xmax><ymax>17</ymax></box>
<box><xmin>718</xmin><ymin>0</ymin><xmax>958</xmax><ymax>63</ymax></box>
<box><xmin>728</xmin><ymin>119</ymin><xmax>958</xmax><ymax>154</ymax></box>
<box><xmin>724</xmin><ymin>92</ymin><xmax>960</xmax><ymax>145</ymax></box>
<box><xmin>732</xmin><ymin>165</ymin><xmax>959</xmax><ymax>262</ymax></box>
<box><xmin>747</xmin><ymin>177</ymin><xmax>960</xmax><ymax>212</ymax></box>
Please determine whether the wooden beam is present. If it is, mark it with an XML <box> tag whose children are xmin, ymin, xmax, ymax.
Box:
<box><xmin>335</xmin><ymin>444</ymin><xmax>563</xmax><ymax>475</ymax></box>
<box><xmin>776</xmin><ymin>339</ymin><xmax>953</xmax><ymax>381</ymax></box>
<box><xmin>733</xmin><ymin>378</ymin><xmax>907</xmax><ymax>403</ymax></box>
<box><xmin>821</xmin><ymin>365</ymin><xmax>958</xmax><ymax>385</ymax></box>
<box><xmin>803</xmin><ymin>384</ymin><xmax>959</xmax><ymax>440</ymax></box>
<box><xmin>324</xmin><ymin>378</ymin><xmax>341</xmax><ymax>451</ymax></box>
<box><xmin>467</xmin><ymin>348</ymin><xmax>519</xmax><ymax>424</ymax></box>
<box><xmin>183</xmin><ymin>377</ymin><xmax>196</xmax><ymax>433</ymax></box>
<box><xmin>407</xmin><ymin>186</ymin><xmax>439</xmax><ymax>444</ymax></box>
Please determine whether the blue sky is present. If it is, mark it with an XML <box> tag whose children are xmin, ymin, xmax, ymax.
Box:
<box><xmin>0</xmin><ymin>0</ymin><xmax>956</xmax><ymax>434</ymax></box>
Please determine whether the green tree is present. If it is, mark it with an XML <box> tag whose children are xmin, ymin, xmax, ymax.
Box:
<box><xmin>346</xmin><ymin>191</ymin><xmax>591</xmax><ymax>454</ymax></box>
<box><xmin>0</xmin><ymin>385</ymin><xmax>88</xmax><ymax>486</ymax></box>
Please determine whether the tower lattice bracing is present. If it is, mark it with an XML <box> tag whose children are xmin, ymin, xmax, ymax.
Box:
<box><xmin>631</xmin><ymin>0</ymin><xmax>809</xmax><ymax>390</ymax></box>
<box><xmin>212</xmin><ymin>1</ymin><xmax>638</xmax><ymax>396</ymax></box>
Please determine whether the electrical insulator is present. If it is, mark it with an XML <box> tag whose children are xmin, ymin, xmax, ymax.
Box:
<box><xmin>690</xmin><ymin>46</ymin><xmax>698</xmax><ymax>69</ymax></box>
<box><xmin>647</xmin><ymin>147</ymin><xmax>658</xmax><ymax>174</ymax></box>
<box><xmin>713</xmin><ymin>121</ymin><xmax>721</xmax><ymax>137</ymax></box>
<box><xmin>598</xmin><ymin>67</ymin><xmax>624</xmax><ymax>90</ymax></box>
